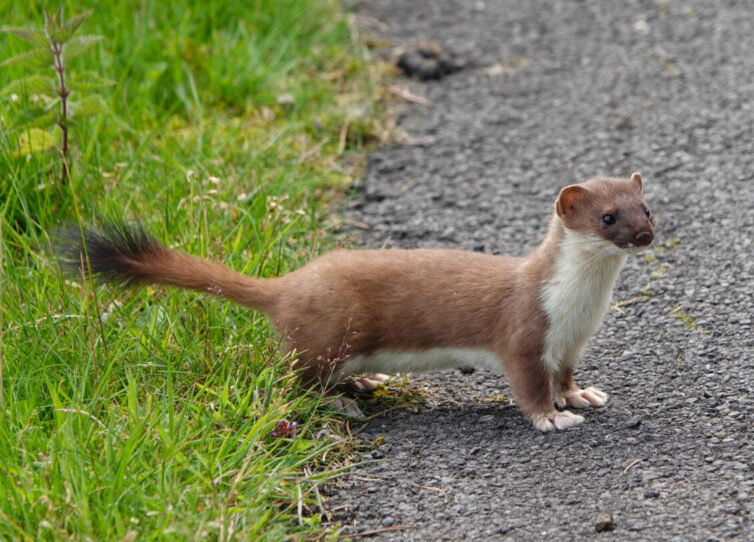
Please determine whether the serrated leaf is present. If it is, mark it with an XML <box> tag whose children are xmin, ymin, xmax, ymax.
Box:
<box><xmin>1</xmin><ymin>75</ymin><xmax>56</xmax><ymax>97</ymax></box>
<box><xmin>1</xmin><ymin>47</ymin><xmax>54</xmax><ymax>69</ymax></box>
<box><xmin>44</xmin><ymin>8</ymin><xmax>63</xmax><ymax>42</ymax></box>
<box><xmin>11</xmin><ymin>107</ymin><xmax>58</xmax><ymax>130</ymax></box>
<box><xmin>68</xmin><ymin>71</ymin><xmax>115</xmax><ymax>92</ymax></box>
<box><xmin>71</xmin><ymin>94</ymin><xmax>108</xmax><ymax>119</ymax></box>
<box><xmin>1</xmin><ymin>27</ymin><xmax>49</xmax><ymax>47</ymax></box>
<box><xmin>62</xmin><ymin>35</ymin><xmax>103</xmax><ymax>61</ymax></box>
<box><xmin>13</xmin><ymin>128</ymin><xmax>57</xmax><ymax>156</ymax></box>
<box><xmin>54</xmin><ymin>10</ymin><xmax>93</xmax><ymax>43</ymax></box>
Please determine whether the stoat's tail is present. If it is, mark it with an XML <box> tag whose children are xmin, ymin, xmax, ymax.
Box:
<box><xmin>56</xmin><ymin>221</ymin><xmax>278</xmax><ymax>312</ymax></box>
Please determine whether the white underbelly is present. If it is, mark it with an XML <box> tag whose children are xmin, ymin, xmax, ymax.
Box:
<box><xmin>342</xmin><ymin>347</ymin><xmax>503</xmax><ymax>376</ymax></box>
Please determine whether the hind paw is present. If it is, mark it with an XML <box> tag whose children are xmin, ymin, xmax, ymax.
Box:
<box><xmin>325</xmin><ymin>395</ymin><xmax>364</xmax><ymax>418</ymax></box>
<box><xmin>346</xmin><ymin>373</ymin><xmax>391</xmax><ymax>392</ymax></box>
<box><xmin>554</xmin><ymin>386</ymin><xmax>608</xmax><ymax>409</ymax></box>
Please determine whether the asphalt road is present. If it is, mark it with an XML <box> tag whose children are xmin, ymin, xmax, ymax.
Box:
<box><xmin>329</xmin><ymin>1</ymin><xmax>754</xmax><ymax>539</ymax></box>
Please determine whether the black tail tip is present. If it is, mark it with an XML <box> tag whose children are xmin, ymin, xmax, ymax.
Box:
<box><xmin>54</xmin><ymin>219</ymin><xmax>162</xmax><ymax>286</ymax></box>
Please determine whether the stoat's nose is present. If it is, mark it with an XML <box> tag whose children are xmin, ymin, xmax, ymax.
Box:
<box><xmin>634</xmin><ymin>231</ymin><xmax>653</xmax><ymax>246</ymax></box>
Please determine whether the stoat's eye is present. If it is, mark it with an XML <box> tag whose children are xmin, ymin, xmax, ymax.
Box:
<box><xmin>645</xmin><ymin>208</ymin><xmax>651</xmax><ymax>217</ymax></box>
<box><xmin>602</xmin><ymin>214</ymin><xmax>616</xmax><ymax>225</ymax></box>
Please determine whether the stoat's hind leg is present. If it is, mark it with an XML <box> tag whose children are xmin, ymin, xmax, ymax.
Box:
<box><xmin>324</xmin><ymin>375</ymin><xmax>391</xmax><ymax>418</ymax></box>
<box><xmin>324</xmin><ymin>394</ymin><xmax>364</xmax><ymax>418</ymax></box>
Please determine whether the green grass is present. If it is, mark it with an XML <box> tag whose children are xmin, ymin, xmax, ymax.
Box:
<box><xmin>0</xmin><ymin>1</ymin><xmax>382</xmax><ymax>539</ymax></box>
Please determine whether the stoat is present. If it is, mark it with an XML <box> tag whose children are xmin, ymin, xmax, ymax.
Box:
<box><xmin>58</xmin><ymin>173</ymin><xmax>655</xmax><ymax>431</ymax></box>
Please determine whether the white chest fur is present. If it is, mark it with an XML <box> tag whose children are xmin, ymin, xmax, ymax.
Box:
<box><xmin>540</xmin><ymin>230</ymin><xmax>626</xmax><ymax>372</ymax></box>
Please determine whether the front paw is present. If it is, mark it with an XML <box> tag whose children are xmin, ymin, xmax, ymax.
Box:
<box><xmin>531</xmin><ymin>410</ymin><xmax>584</xmax><ymax>432</ymax></box>
<box><xmin>554</xmin><ymin>387</ymin><xmax>608</xmax><ymax>409</ymax></box>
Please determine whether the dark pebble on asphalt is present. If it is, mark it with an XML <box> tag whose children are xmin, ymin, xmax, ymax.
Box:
<box><xmin>595</xmin><ymin>513</ymin><xmax>616</xmax><ymax>533</ymax></box>
<box><xmin>625</xmin><ymin>416</ymin><xmax>642</xmax><ymax>429</ymax></box>
<box><xmin>397</xmin><ymin>43</ymin><xmax>461</xmax><ymax>80</ymax></box>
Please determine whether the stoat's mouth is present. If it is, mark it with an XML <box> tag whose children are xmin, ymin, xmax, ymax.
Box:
<box><xmin>624</xmin><ymin>243</ymin><xmax>653</xmax><ymax>254</ymax></box>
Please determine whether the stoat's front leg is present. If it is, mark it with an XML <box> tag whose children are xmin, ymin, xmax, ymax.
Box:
<box><xmin>552</xmin><ymin>367</ymin><xmax>608</xmax><ymax>409</ymax></box>
<box><xmin>506</xmin><ymin>354</ymin><xmax>584</xmax><ymax>432</ymax></box>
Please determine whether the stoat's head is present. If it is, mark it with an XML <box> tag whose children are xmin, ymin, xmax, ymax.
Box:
<box><xmin>555</xmin><ymin>172</ymin><xmax>656</xmax><ymax>253</ymax></box>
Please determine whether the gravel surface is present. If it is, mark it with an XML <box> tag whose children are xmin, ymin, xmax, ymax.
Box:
<box><xmin>329</xmin><ymin>0</ymin><xmax>753</xmax><ymax>539</ymax></box>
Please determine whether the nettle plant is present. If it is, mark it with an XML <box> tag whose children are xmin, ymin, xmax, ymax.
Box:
<box><xmin>2</xmin><ymin>9</ymin><xmax>113</xmax><ymax>184</ymax></box>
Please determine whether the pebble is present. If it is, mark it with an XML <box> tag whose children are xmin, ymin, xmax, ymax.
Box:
<box><xmin>625</xmin><ymin>416</ymin><xmax>642</xmax><ymax>429</ymax></box>
<box><xmin>396</xmin><ymin>43</ymin><xmax>462</xmax><ymax>81</ymax></box>
<box><xmin>594</xmin><ymin>513</ymin><xmax>616</xmax><ymax>532</ymax></box>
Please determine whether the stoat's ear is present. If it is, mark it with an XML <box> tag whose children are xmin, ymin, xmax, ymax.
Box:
<box><xmin>630</xmin><ymin>172</ymin><xmax>643</xmax><ymax>191</ymax></box>
<box><xmin>555</xmin><ymin>185</ymin><xmax>588</xmax><ymax>218</ymax></box>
